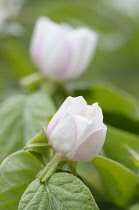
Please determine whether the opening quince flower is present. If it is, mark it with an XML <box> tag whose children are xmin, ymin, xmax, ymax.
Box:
<box><xmin>46</xmin><ymin>96</ymin><xmax>107</xmax><ymax>162</ymax></box>
<box><xmin>30</xmin><ymin>17</ymin><xmax>98</xmax><ymax>81</ymax></box>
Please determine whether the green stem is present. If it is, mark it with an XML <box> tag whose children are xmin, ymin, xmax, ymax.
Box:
<box><xmin>67</xmin><ymin>160</ymin><xmax>77</xmax><ymax>176</ymax></box>
<box><xmin>52</xmin><ymin>83</ymin><xmax>68</xmax><ymax>108</ymax></box>
<box><xmin>40</xmin><ymin>153</ymin><xmax>66</xmax><ymax>183</ymax></box>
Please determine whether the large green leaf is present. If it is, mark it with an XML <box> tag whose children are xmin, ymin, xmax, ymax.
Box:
<box><xmin>77</xmin><ymin>161</ymin><xmax>107</xmax><ymax>201</ymax></box>
<box><xmin>0</xmin><ymin>92</ymin><xmax>56</xmax><ymax>162</ymax></box>
<box><xmin>104</xmin><ymin>126</ymin><xmax>139</xmax><ymax>172</ymax></box>
<box><xmin>0</xmin><ymin>150</ymin><xmax>43</xmax><ymax>210</ymax></box>
<box><xmin>74</xmin><ymin>83</ymin><xmax>139</xmax><ymax>119</ymax></box>
<box><xmin>129</xmin><ymin>203</ymin><xmax>139</xmax><ymax>210</ymax></box>
<box><xmin>91</xmin><ymin>156</ymin><xmax>139</xmax><ymax>207</ymax></box>
<box><xmin>18</xmin><ymin>172</ymin><xmax>99</xmax><ymax>210</ymax></box>
<box><xmin>74</xmin><ymin>83</ymin><xmax>139</xmax><ymax>135</ymax></box>
<box><xmin>89</xmin><ymin>84</ymin><xmax>139</xmax><ymax>118</ymax></box>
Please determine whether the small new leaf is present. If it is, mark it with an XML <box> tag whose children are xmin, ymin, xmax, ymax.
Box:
<box><xmin>26</xmin><ymin>127</ymin><xmax>48</xmax><ymax>145</ymax></box>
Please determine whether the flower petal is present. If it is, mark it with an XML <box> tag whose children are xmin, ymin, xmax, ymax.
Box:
<box><xmin>79</xmin><ymin>103</ymin><xmax>103</xmax><ymax>121</ymax></box>
<box><xmin>65</xmin><ymin>28</ymin><xmax>98</xmax><ymax>78</ymax></box>
<box><xmin>48</xmin><ymin>113</ymin><xmax>76</xmax><ymax>156</ymax></box>
<box><xmin>30</xmin><ymin>17</ymin><xmax>61</xmax><ymax>68</ymax></box>
<box><xmin>74</xmin><ymin>115</ymin><xmax>105</xmax><ymax>145</ymax></box>
<box><xmin>66</xmin><ymin>115</ymin><xmax>106</xmax><ymax>160</ymax></box>
<box><xmin>30</xmin><ymin>17</ymin><xmax>73</xmax><ymax>80</ymax></box>
<box><xmin>67</xmin><ymin>125</ymin><xmax>107</xmax><ymax>161</ymax></box>
<box><xmin>47</xmin><ymin>96</ymin><xmax>87</xmax><ymax>136</ymax></box>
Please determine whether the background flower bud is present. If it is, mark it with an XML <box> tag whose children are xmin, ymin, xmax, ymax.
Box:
<box><xmin>30</xmin><ymin>17</ymin><xmax>98</xmax><ymax>81</ymax></box>
<box><xmin>47</xmin><ymin>96</ymin><xmax>107</xmax><ymax>162</ymax></box>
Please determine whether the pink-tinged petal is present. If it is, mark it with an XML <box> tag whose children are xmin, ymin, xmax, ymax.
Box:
<box><xmin>91</xmin><ymin>103</ymin><xmax>103</xmax><ymax>121</ymax></box>
<box><xmin>30</xmin><ymin>17</ymin><xmax>47</xmax><ymax>67</ymax></box>
<box><xmin>47</xmin><ymin>96</ymin><xmax>87</xmax><ymax>137</ymax></box>
<box><xmin>30</xmin><ymin>17</ymin><xmax>59</xmax><ymax>55</ymax></box>
<box><xmin>65</xmin><ymin>28</ymin><xmax>98</xmax><ymax>79</ymax></box>
<box><xmin>80</xmin><ymin>103</ymin><xmax>103</xmax><ymax>121</ymax></box>
<box><xmin>46</xmin><ymin>96</ymin><xmax>107</xmax><ymax>161</ymax></box>
<box><xmin>48</xmin><ymin>113</ymin><xmax>77</xmax><ymax>156</ymax></box>
<box><xmin>73</xmin><ymin>115</ymin><xmax>105</xmax><ymax>146</ymax></box>
<box><xmin>30</xmin><ymin>16</ymin><xmax>98</xmax><ymax>80</ymax></box>
<box><xmin>41</xmin><ymin>39</ymin><xmax>73</xmax><ymax>80</ymax></box>
<box><xmin>67</xmin><ymin>125</ymin><xmax>107</xmax><ymax>161</ymax></box>
<box><xmin>65</xmin><ymin>116</ymin><xmax>105</xmax><ymax>160</ymax></box>
<box><xmin>30</xmin><ymin>17</ymin><xmax>73</xmax><ymax>80</ymax></box>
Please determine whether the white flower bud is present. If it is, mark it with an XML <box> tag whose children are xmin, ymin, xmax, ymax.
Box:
<box><xmin>47</xmin><ymin>96</ymin><xmax>107</xmax><ymax>162</ymax></box>
<box><xmin>30</xmin><ymin>17</ymin><xmax>98</xmax><ymax>81</ymax></box>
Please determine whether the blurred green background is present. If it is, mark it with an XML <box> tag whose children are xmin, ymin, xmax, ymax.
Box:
<box><xmin>1</xmin><ymin>0</ymin><xmax>139</xmax><ymax>102</ymax></box>
<box><xmin>1</xmin><ymin>1</ymin><xmax>139</xmax><ymax>209</ymax></box>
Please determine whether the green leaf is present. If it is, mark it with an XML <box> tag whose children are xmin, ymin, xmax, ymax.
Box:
<box><xmin>77</xmin><ymin>161</ymin><xmax>107</xmax><ymax>201</ymax></box>
<box><xmin>89</xmin><ymin>84</ymin><xmax>139</xmax><ymax>119</ymax></box>
<box><xmin>89</xmin><ymin>84</ymin><xmax>139</xmax><ymax>135</ymax></box>
<box><xmin>25</xmin><ymin>128</ymin><xmax>54</xmax><ymax>165</ymax></box>
<box><xmin>0</xmin><ymin>92</ymin><xmax>56</xmax><ymax>163</ymax></box>
<box><xmin>104</xmin><ymin>126</ymin><xmax>139</xmax><ymax>172</ymax></box>
<box><xmin>0</xmin><ymin>150</ymin><xmax>43</xmax><ymax>210</ymax></box>
<box><xmin>129</xmin><ymin>203</ymin><xmax>139</xmax><ymax>210</ymax></box>
<box><xmin>20</xmin><ymin>73</ymin><xmax>45</xmax><ymax>91</ymax></box>
<box><xmin>27</xmin><ymin>127</ymin><xmax>48</xmax><ymax>145</ymax></box>
<box><xmin>91</xmin><ymin>156</ymin><xmax>139</xmax><ymax>207</ymax></box>
<box><xmin>124</xmin><ymin>145</ymin><xmax>139</xmax><ymax>168</ymax></box>
<box><xmin>18</xmin><ymin>172</ymin><xmax>99</xmax><ymax>210</ymax></box>
<box><xmin>74</xmin><ymin>83</ymin><xmax>139</xmax><ymax>135</ymax></box>
<box><xmin>74</xmin><ymin>83</ymin><xmax>139</xmax><ymax>119</ymax></box>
